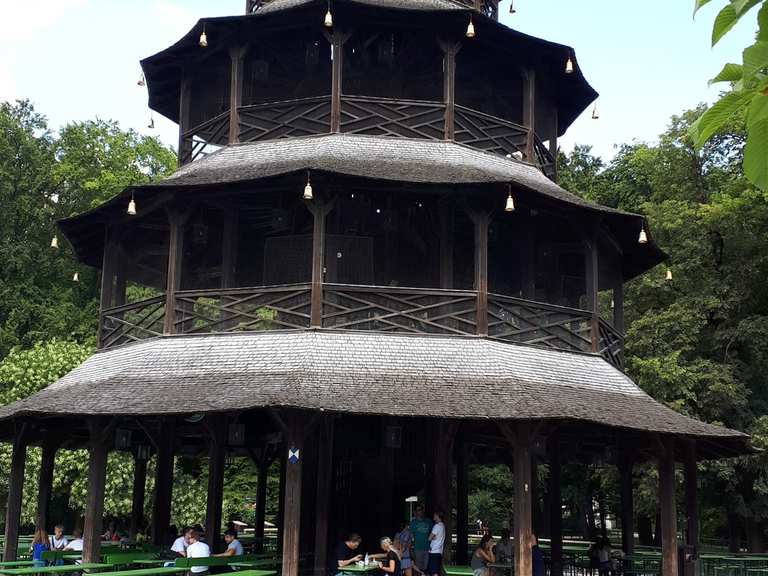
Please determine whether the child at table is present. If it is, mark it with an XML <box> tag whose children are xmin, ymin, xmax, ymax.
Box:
<box><xmin>30</xmin><ymin>527</ymin><xmax>50</xmax><ymax>568</ymax></box>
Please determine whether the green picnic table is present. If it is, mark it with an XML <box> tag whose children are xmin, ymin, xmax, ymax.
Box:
<box><xmin>95</xmin><ymin>568</ymin><xmax>185</xmax><ymax>576</ymax></box>
<box><xmin>229</xmin><ymin>571</ymin><xmax>277</xmax><ymax>576</ymax></box>
<box><xmin>0</xmin><ymin>564</ymin><xmax>32</xmax><ymax>569</ymax></box>
<box><xmin>0</xmin><ymin>563</ymin><xmax>111</xmax><ymax>575</ymax></box>
<box><xmin>130</xmin><ymin>560</ymin><xmax>166</xmax><ymax>567</ymax></box>
<box><xmin>444</xmin><ymin>566</ymin><xmax>474</xmax><ymax>576</ymax></box>
<box><xmin>339</xmin><ymin>564</ymin><xmax>382</xmax><ymax>574</ymax></box>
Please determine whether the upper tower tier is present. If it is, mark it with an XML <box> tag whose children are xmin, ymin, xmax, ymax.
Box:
<box><xmin>141</xmin><ymin>0</ymin><xmax>597</xmax><ymax>175</ymax></box>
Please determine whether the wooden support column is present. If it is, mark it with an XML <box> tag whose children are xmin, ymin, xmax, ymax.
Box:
<box><xmin>314</xmin><ymin>417</ymin><xmax>335</xmax><ymax>576</ymax></box>
<box><xmin>520</xmin><ymin>209</ymin><xmax>536</xmax><ymax>299</ymax></box>
<box><xmin>151</xmin><ymin>420</ymin><xmax>175</xmax><ymax>546</ymax></box>
<box><xmin>163</xmin><ymin>210</ymin><xmax>187</xmax><ymax>335</ymax></box>
<box><xmin>178</xmin><ymin>74</ymin><xmax>193</xmax><ymax>167</ymax></box>
<box><xmin>229</xmin><ymin>46</ymin><xmax>247</xmax><ymax>144</ymax></box>
<box><xmin>684</xmin><ymin>441</ymin><xmax>699</xmax><ymax>576</ymax></box>
<box><xmin>440</xmin><ymin>42</ymin><xmax>460</xmax><ymax>141</ymax></box>
<box><xmin>428</xmin><ymin>422</ymin><xmax>457</xmax><ymax>562</ymax></box>
<box><xmin>97</xmin><ymin>232</ymin><xmax>118</xmax><ymax>348</ymax></box>
<box><xmin>619</xmin><ymin>450</ymin><xmax>635</xmax><ymax>559</ymax></box>
<box><xmin>439</xmin><ymin>201</ymin><xmax>454</xmax><ymax>289</ymax></box>
<box><xmin>281</xmin><ymin>412</ymin><xmax>306</xmax><ymax>576</ymax></box>
<box><xmin>129</xmin><ymin>453</ymin><xmax>149</xmax><ymax>539</ymax></box>
<box><xmin>455</xmin><ymin>439</ymin><xmax>469</xmax><ymax>565</ymax></box>
<box><xmin>222</xmin><ymin>210</ymin><xmax>239</xmax><ymax>289</ymax></box>
<box><xmin>36</xmin><ymin>436</ymin><xmax>58</xmax><ymax>530</ymax></box>
<box><xmin>83</xmin><ymin>419</ymin><xmax>109</xmax><ymax>564</ymax></box>
<box><xmin>329</xmin><ymin>31</ymin><xmax>349</xmax><ymax>133</ymax></box>
<box><xmin>584</xmin><ymin>227</ymin><xmax>599</xmax><ymax>353</ymax></box>
<box><xmin>309</xmin><ymin>201</ymin><xmax>332</xmax><ymax>328</ymax></box>
<box><xmin>548</xmin><ymin>434</ymin><xmax>563</xmax><ymax>576</ymax></box>
<box><xmin>522</xmin><ymin>69</ymin><xmax>536</xmax><ymax>162</ymax></box>
<box><xmin>254</xmin><ymin>458</ymin><xmax>269</xmax><ymax>552</ymax></box>
<box><xmin>277</xmin><ymin>447</ymin><xmax>287</xmax><ymax>553</ymax></box>
<box><xmin>4</xmin><ymin>424</ymin><xmax>29</xmax><ymax>561</ymax></box>
<box><xmin>659</xmin><ymin>438</ymin><xmax>678</xmax><ymax>576</ymax></box>
<box><xmin>470</xmin><ymin>211</ymin><xmax>490</xmax><ymax>336</ymax></box>
<box><xmin>513</xmin><ymin>423</ymin><xmax>533</xmax><ymax>576</ymax></box>
<box><xmin>205</xmin><ymin>416</ymin><xmax>227</xmax><ymax>552</ymax></box>
<box><xmin>549</xmin><ymin>108</ymin><xmax>558</xmax><ymax>182</ymax></box>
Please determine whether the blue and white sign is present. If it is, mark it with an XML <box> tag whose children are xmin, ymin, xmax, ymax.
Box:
<box><xmin>288</xmin><ymin>447</ymin><xmax>301</xmax><ymax>464</ymax></box>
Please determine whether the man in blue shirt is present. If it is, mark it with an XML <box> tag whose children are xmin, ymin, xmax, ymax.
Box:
<box><xmin>409</xmin><ymin>505</ymin><xmax>432</xmax><ymax>573</ymax></box>
<box><xmin>214</xmin><ymin>529</ymin><xmax>244</xmax><ymax>557</ymax></box>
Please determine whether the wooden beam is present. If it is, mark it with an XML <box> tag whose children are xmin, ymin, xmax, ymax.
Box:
<box><xmin>36</xmin><ymin>436</ymin><xmax>58</xmax><ymax>530</ymax></box>
<box><xmin>4</xmin><ymin>423</ymin><xmax>29</xmax><ymax>561</ymax></box>
<box><xmin>684</xmin><ymin>441</ymin><xmax>699</xmax><ymax>576</ymax></box>
<box><xmin>151</xmin><ymin>420</ymin><xmax>175</xmax><ymax>546</ymax></box>
<box><xmin>205</xmin><ymin>416</ymin><xmax>227</xmax><ymax>552</ymax></box>
<box><xmin>514</xmin><ymin>423</ymin><xmax>533</xmax><ymax>576</ymax></box>
<box><xmin>439</xmin><ymin>200</ymin><xmax>454</xmax><ymax>289</ymax></box>
<box><xmin>163</xmin><ymin>209</ymin><xmax>188</xmax><ymax>335</ymax></box>
<box><xmin>549</xmin><ymin>108</ymin><xmax>558</xmax><ymax>182</ymax></box>
<box><xmin>221</xmin><ymin>209</ymin><xmax>239</xmax><ymax>289</ymax></box>
<box><xmin>129</xmin><ymin>453</ymin><xmax>148</xmax><ymax>539</ymax></box>
<box><xmin>254</xmin><ymin>459</ymin><xmax>269</xmax><ymax>552</ymax></box>
<box><xmin>469</xmin><ymin>211</ymin><xmax>490</xmax><ymax>336</ymax></box>
<box><xmin>281</xmin><ymin>412</ymin><xmax>305</xmax><ymax>576</ymax></box>
<box><xmin>584</xmin><ymin>227</ymin><xmax>599</xmax><ymax>353</ymax></box>
<box><xmin>659</xmin><ymin>437</ymin><xmax>678</xmax><ymax>576</ymax></box>
<box><xmin>178</xmin><ymin>73</ymin><xmax>193</xmax><ymax>167</ymax></box>
<box><xmin>619</xmin><ymin>449</ymin><xmax>635</xmax><ymax>563</ymax></box>
<box><xmin>520</xmin><ymin>209</ymin><xmax>536</xmax><ymax>299</ymax></box>
<box><xmin>229</xmin><ymin>46</ymin><xmax>247</xmax><ymax>144</ymax></box>
<box><xmin>329</xmin><ymin>31</ymin><xmax>350</xmax><ymax>133</ymax></box>
<box><xmin>548</xmin><ymin>433</ymin><xmax>563</xmax><ymax>576</ymax></box>
<box><xmin>309</xmin><ymin>201</ymin><xmax>332</xmax><ymax>328</ymax></box>
<box><xmin>428</xmin><ymin>421</ymin><xmax>458</xmax><ymax>563</ymax></box>
<box><xmin>83</xmin><ymin>419</ymin><xmax>108</xmax><ymax>564</ymax></box>
<box><xmin>455</xmin><ymin>438</ymin><xmax>469</xmax><ymax>565</ymax></box>
<box><xmin>440</xmin><ymin>42</ymin><xmax>460</xmax><ymax>141</ymax></box>
<box><xmin>522</xmin><ymin>69</ymin><xmax>536</xmax><ymax>162</ymax></box>
<box><xmin>314</xmin><ymin>416</ymin><xmax>335</xmax><ymax>576</ymax></box>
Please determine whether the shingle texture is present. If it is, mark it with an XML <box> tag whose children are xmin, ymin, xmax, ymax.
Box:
<box><xmin>0</xmin><ymin>331</ymin><xmax>746</xmax><ymax>444</ymax></box>
<box><xmin>161</xmin><ymin>134</ymin><xmax>626</xmax><ymax>216</ymax></box>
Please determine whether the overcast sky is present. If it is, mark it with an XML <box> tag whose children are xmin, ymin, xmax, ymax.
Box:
<box><xmin>0</xmin><ymin>0</ymin><xmax>759</xmax><ymax>162</ymax></box>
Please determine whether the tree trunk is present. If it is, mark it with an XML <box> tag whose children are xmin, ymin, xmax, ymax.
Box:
<box><xmin>653</xmin><ymin>511</ymin><xmax>662</xmax><ymax>547</ymax></box>
<box><xmin>728</xmin><ymin>512</ymin><xmax>742</xmax><ymax>553</ymax></box>
<box><xmin>637</xmin><ymin>515</ymin><xmax>654</xmax><ymax>546</ymax></box>
<box><xmin>746</xmin><ymin>518</ymin><xmax>766</xmax><ymax>553</ymax></box>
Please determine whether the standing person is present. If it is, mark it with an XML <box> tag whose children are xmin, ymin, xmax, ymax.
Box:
<box><xmin>213</xmin><ymin>529</ymin><xmax>243</xmax><ymax>557</ymax></box>
<box><xmin>531</xmin><ymin>536</ymin><xmax>544</xmax><ymax>576</ymax></box>
<box><xmin>409</xmin><ymin>506</ymin><xmax>432</xmax><ymax>574</ymax></box>
<box><xmin>331</xmin><ymin>533</ymin><xmax>364</xmax><ymax>576</ymax></box>
<box><xmin>171</xmin><ymin>527</ymin><xmax>192</xmax><ymax>558</ymax></box>
<box><xmin>395</xmin><ymin>522</ymin><xmax>413</xmax><ymax>576</ymax></box>
<box><xmin>30</xmin><ymin>528</ymin><xmax>50</xmax><ymax>569</ymax></box>
<box><xmin>597</xmin><ymin>537</ymin><xmax>613</xmax><ymax>576</ymax></box>
<box><xmin>186</xmin><ymin>528</ymin><xmax>211</xmax><ymax>576</ymax></box>
<box><xmin>470</xmin><ymin>534</ymin><xmax>495</xmax><ymax>576</ymax></box>
<box><xmin>427</xmin><ymin>512</ymin><xmax>445</xmax><ymax>576</ymax></box>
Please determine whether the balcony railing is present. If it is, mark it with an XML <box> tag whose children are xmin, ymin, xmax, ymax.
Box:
<box><xmin>97</xmin><ymin>283</ymin><xmax>623</xmax><ymax>369</ymax></box>
<box><xmin>180</xmin><ymin>95</ymin><xmax>556</xmax><ymax>176</ymax></box>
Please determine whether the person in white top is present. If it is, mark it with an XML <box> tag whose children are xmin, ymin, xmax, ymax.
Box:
<box><xmin>186</xmin><ymin>529</ymin><xmax>211</xmax><ymax>574</ymax></box>
<box><xmin>171</xmin><ymin>527</ymin><xmax>192</xmax><ymax>557</ymax></box>
<box><xmin>49</xmin><ymin>524</ymin><xmax>68</xmax><ymax>550</ymax></box>
<box><xmin>64</xmin><ymin>529</ymin><xmax>84</xmax><ymax>552</ymax></box>
<box><xmin>427</xmin><ymin>511</ymin><xmax>446</xmax><ymax>576</ymax></box>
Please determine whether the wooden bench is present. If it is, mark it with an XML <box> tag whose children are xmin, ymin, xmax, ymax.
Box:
<box><xmin>174</xmin><ymin>556</ymin><xmax>276</xmax><ymax>570</ymax></box>
<box><xmin>0</xmin><ymin>563</ymin><xmax>111</xmax><ymax>575</ymax></box>
<box><xmin>0</xmin><ymin>563</ymin><xmax>33</xmax><ymax>569</ymax></box>
<box><xmin>102</xmin><ymin>552</ymin><xmax>159</xmax><ymax>567</ymax></box>
<box><xmin>97</xmin><ymin>568</ymin><xmax>186</xmax><ymax>576</ymax></box>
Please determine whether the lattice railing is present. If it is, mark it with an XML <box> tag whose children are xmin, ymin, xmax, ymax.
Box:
<box><xmin>598</xmin><ymin>318</ymin><xmax>624</xmax><ymax>369</ymax></box>
<box><xmin>487</xmin><ymin>293</ymin><xmax>594</xmax><ymax>354</ymax></box>
<box><xmin>180</xmin><ymin>110</ymin><xmax>230</xmax><ymax>164</ymax></box>
<box><xmin>340</xmin><ymin>96</ymin><xmax>446</xmax><ymax>140</ymax></box>
<box><xmin>238</xmin><ymin>97</ymin><xmax>332</xmax><ymax>143</ymax></box>
<box><xmin>454</xmin><ymin>105</ymin><xmax>530</xmax><ymax>159</ymax></box>
<box><xmin>99</xmin><ymin>296</ymin><xmax>166</xmax><ymax>349</ymax></box>
<box><xmin>173</xmin><ymin>284</ymin><xmax>312</xmax><ymax>334</ymax></box>
<box><xmin>321</xmin><ymin>284</ymin><xmax>477</xmax><ymax>336</ymax></box>
<box><xmin>534</xmin><ymin>135</ymin><xmax>556</xmax><ymax>179</ymax></box>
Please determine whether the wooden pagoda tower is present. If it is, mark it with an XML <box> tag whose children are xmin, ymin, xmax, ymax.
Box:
<box><xmin>0</xmin><ymin>2</ymin><xmax>752</xmax><ymax>576</ymax></box>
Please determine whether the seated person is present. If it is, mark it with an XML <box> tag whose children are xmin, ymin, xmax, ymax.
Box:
<box><xmin>493</xmin><ymin>529</ymin><xmax>512</xmax><ymax>564</ymax></box>
<box><xmin>172</xmin><ymin>527</ymin><xmax>193</xmax><ymax>557</ymax></box>
<box><xmin>186</xmin><ymin>529</ymin><xmax>211</xmax><ymax>575</ymax></box>
<box><xmin>214</xmin><ymin>529</ymin><xmax>244</xmax><ymax>557</ymax></box>
<box><xmin>49</xmin><ymin>524</ymin><xmax>68</xmax><ymax>551</ymax></box>
<box><xmin>331</xmin><ymin>533</ymin><xmax>364</xmax><ymax>575</ymax></box>
<box><xmin>64</xmin><ymin>529</ymin><xmax>84</xmax><ymax>552</ymax></box>
<box><xmin>371</xmin><ymin>537</ymin><xmax>401</xmax><ymax>576</ymax></box>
